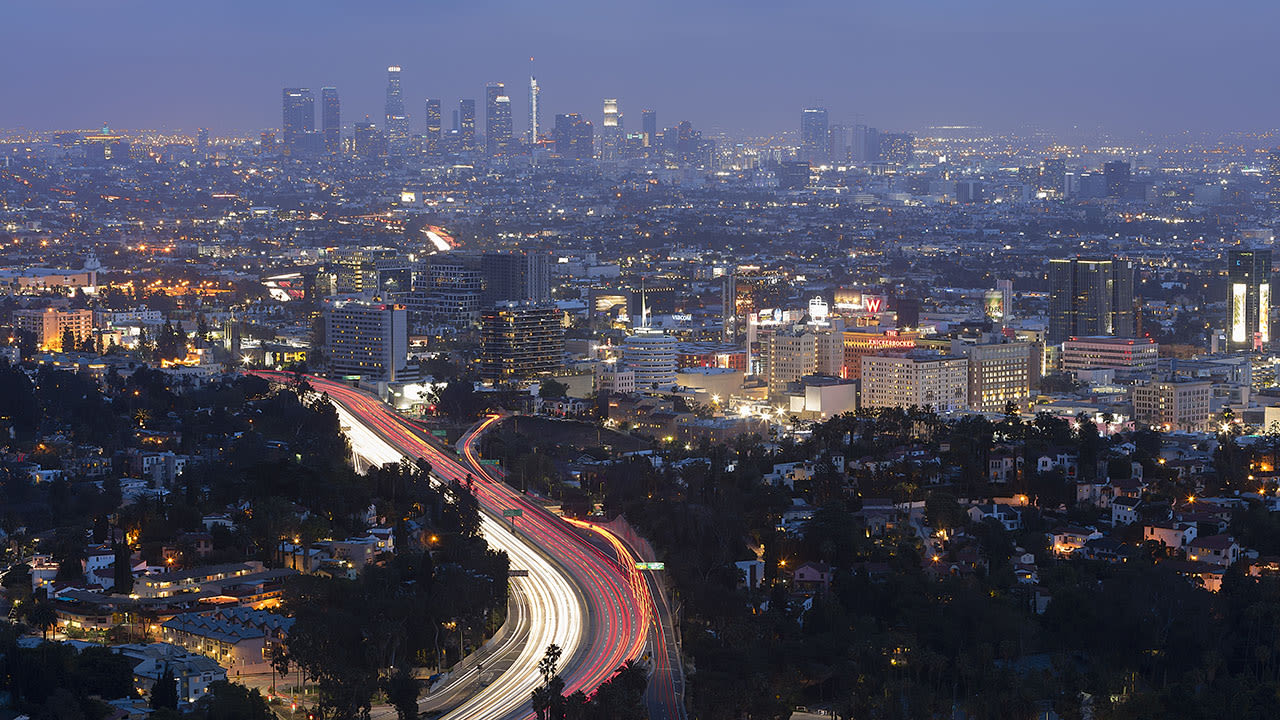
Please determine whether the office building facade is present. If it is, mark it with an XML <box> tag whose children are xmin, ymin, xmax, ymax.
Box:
<box><xmin>480</xmin><ymin>303</ymin><xmax>564</xmax><ymax>381</ymax></box>
<box><xmin>1047</xmin><ymin>257</ymin><xmax>1135</xmax><ymax>344</ymax></box>
<box><xmin>324</xmin><ymin>301</ymin><xmax>409</xmax><ymax>382</ymax></box>
<box><xmin>1228</xmin><ymin>248</ymin><xmax>1271</xmax><ymax>350</ymax></box>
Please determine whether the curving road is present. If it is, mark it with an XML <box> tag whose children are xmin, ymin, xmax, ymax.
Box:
<box><xmin>254</xmin><ymin>373</ymin><xmax>647</xmax><ymax>720</ymax></box>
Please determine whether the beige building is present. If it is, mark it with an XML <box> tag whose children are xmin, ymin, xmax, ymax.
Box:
<box><xmin>764</xmin><ymin>328</ymin><xmax>842</xmax><ymax>399</ymax></box>
<box><xmin>1062</xmin><ymin>336</ymin><xmax>1158</xmax><ymax>377</ymax></box>
<box><xmin>860</xmin><ymin>351</ymin><xmax>968</xmax><ymax>412</ymax></box>
<box><xmin>953</xmin><ymin>340</ymin><xmax>1038</xmax><ymax>413</ymax></box>
<box><xmin>14</xmin><ymin>307</ymin><xmax>93</xmax><ymax>350</ymax></box>
<box><xmin>1132</xmin><ymin>379</ymin><xmax>1213</xmax><ymax>432</ymax></box>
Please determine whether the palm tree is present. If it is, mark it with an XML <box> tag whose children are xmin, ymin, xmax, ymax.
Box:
<box><xmin>26</xmin><ymin>600</ymin><xmax>57</xmax><ymax>641</ymax></box>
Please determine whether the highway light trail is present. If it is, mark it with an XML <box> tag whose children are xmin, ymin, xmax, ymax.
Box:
<box><xmin>255</xmin><ymin>373</ymin><xmax>648</xmax><ymax>720</ymax></box>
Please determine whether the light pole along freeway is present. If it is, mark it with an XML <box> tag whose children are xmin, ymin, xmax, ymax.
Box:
<box><xmin>254</xmin><ymin>372</ymin><xmax>649</xmax><ymax>720</ymax></box>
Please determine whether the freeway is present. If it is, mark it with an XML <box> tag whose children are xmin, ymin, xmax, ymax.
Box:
<box><xmin>253</xmin><ymin>372</ymin><xmax>647</xmax><ymax>720</ymax></box>
<box><xmin>461</xmin><ymin>419</ymin><xmax>687</xmax><ymax>720</ymax></box>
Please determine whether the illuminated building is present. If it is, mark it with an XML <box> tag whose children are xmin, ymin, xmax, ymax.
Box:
<box><xmin>480</xmin><ymin>303</ymin><xmax>565</xmax><ymax>381</ymax></box>
<box><xmin>553</xmin><ymin>113</ymin><xmax>593</xmax><ymax>159</ymax></box>
<box><xmin>323</xmin><ymin>300</ymin><xmax>409</xmax><ymax>382</ymax></box>
<box><xmin>425</xmin><ymin>98</ymin><xmax>442</xmax><ymax>153</ymax></box>
<box><xmin>328</xmin><ymin>247</ymin><xmax>409</xmax><ymax>295</ymax></box>
<box><xmin>721</xmin><ymin>274</ymin><xmax>738</xmax><ymax>342</ymax></box>
<box><xmin>528</xmin><ymin>76</ymin><xmax>541</xmax><ymax>144</ymax></box>
<box><xmin>481</xmin><ymin>251</ymin><xmax>551</xmax><ymax>304</ymax></box>
<box><xmin>485</xmin><ymin>82</ymin><xmax>513</xmax><ymax>157</ymax></box>
<box><xmin>1132</xmin><ymin>379</ymin><xmax>1212</xmax><ymax>432</ymax></box>
<box><xmin>677</xmin><ymin>342</ymin><xmax>748</xmax><ymax>372</ymax></box>
<box><xmin>353</xmin><ymin>122</ymin><xmax>386</xmax><ymax>157</ymax></box>
<box><xmin>459</xmin><ymin>99</ymin><xmax>476</xmax><ymax>151</ymax></box>
<box><xmin>860</xmin><ymin>351</ymin><xmax>968</xmax><ymax>413</ymax></box>
<box><xmin>641</xmin><ymin>109</ymin><xmax>657</xmax><ymax>148</ymax></box>
<box><xmin>841</xmin><ymin>329</ymin><xmax>918</xmax><ymax>379</ymax></box>
<box><xmin>880</xmin><ymin>132</ymin><xmax>914</xmax><ymax>166</ymax></box>
<box><xmin>14</xmin><ymin>308</ymin><xmax>94</xmax><ymax>351</ymax></box>
<box><xmin>1269</xmin><ymin>150</ymin><xmax>1280</xmax><ymax>208</ymax></box>
<box><xmin>953</xmin><ymin>340</ymin><xmax>1038</xmax><ymax>413</ymax></box>
<box><xmin>1062</xmin><ymin>336</ymin><xmax>1158</xmax><ymax>378</ymax></box>
<box><xmin>321</xmin><ymin>87</ymin><xmax>341</xmax><ymax>154</ymax></box>
<box><xmin>1228</xmin><ymin>249</ymin><xmax>1271</xmax><ymax>351</ymax></box>
<box><xmin>384</xmin><ymin>66</ymin><xmax>409</xmax><ymax>144</ymax></box>
<box><xmin>1104</xmin><ymin>160</ymin><xmax>1131</xmax><ymax>198</ymax></box>
<box><xmin>414</xmin><ymin>258</ymin><xmax>483</xmax><ymax>326</ymax></box>
<box><xmin>601</xmin><ymin>98</ymin><xmax>622</xmax><ymax>160</ymax></box>
<box><xmin>799</xmin><ymin>107</ymin><xmax>828</xmax><ymax>164</ymax></box>
<box><xmin>764</xmin><ymin>328</ymin><xmax>843</xmax><ymax>399</ymax></box>
<box><xmin>1047</xmin><ymin>257</ymin><xmax>1135</xmax><ymax>344</ymax></box>
<box><xmin>623</xmin><ymin>330</ymin><xmax>678</xmax><ymax>391</ymax></box>
<box><xmin>281</xmin><ymin>88</ymin><xmax>314</xmax><ymax>150</ymax></box>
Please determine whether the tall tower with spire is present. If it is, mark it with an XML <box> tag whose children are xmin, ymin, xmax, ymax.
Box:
<box><xmin>528</xmin><ymin>58</ymin><xmax>541</xmax><ymax>145</ymax></box>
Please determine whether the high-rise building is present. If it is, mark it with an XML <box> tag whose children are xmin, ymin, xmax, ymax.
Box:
<box><xmin>196</xmin><ymin>128</ymin><xmax>209</xmax><ymax>153</ymax></box>
<box><xmin>953</xmin><ymin>339</ymin><xmax>1038</xmax><ymax>413</ymax></box>
<box><xmin>424</xmin><ymin>99</ymin><xmax>442</xmax><ymax>153</ymax></box>
<box><xmin>384</xmin><ymin>66</ymin><xmax>409</xmax><ymax>143</ymax></box>
<box><xmin>14</xmin><ymin>308</ymin><xmax>94</xmax><ymax>351</ymax></box>
<box><xmin>828</xmin><ymin>124</ymin><xmax>848</xmax><ymax>163</ymax></box>
<box><xmin>1047</xmin><ymin>257</ymin><xmax>1135</xmax><ymax>344</ymax></box>
<box><xmin>480</xmin><ymin>303</ymin><xmax>565</xmax><ymax>381</ymax></box>
<box><xmin>485</xmin><ymin>83</ymin><xmax>513</xmax><ymax>157</ymax></box>
<box><xmin>853</xmin><ymin>124</ymin><xmax>880</xmax><ymax>163</ymax></box>
<box><xmin>353</xmin><ymin>122</ymin><xmax>387</xmax><ymax>158</ymax></box>
<box><xmin>281</xmin><ymin>88</ymin><xmax>314</xmax><ymax>150</ymax></box>
<box><xmin>860</xmin><ymin>351</ymin><xmax>968</xmax><ymax>413</ymax></box>
<box><xmin>1104</xmin><ymin>160</ymin><xmax>1131</xmax><ymax>198</ymax></box>
<box><xmin>528</xmin><ymin>76</ymin><xmax>541</xmax><ymax>144</ymax></box>
<box><xmin>1132</xmin><ymin>379</ymin><xmax>1213</xmax><ymax>432</ymax></box>
<box><xmin>323</xmin><ymin>300</ymin><xmax>409</xmax><ymax>382</ymax></box>
<box><xmin>321</xmin><ymin>87</ymin><xmax>341</xmax><ymax>154</ymax></box>
<box><xmin>641</xmin><ymin>109</ymin><xmax>657</xmax><ymax>149</ymax></box>
<box><xmin>721</xmin><ymin>274</ymin><xmax>737</xmax><ymax>343</ymax></box>
<box><xmin>459</xmin><ymin>99</ymin><xmax>476</xmax><ymax>151</ymax></box>
<box><xmin>623</xmin><ymin>329</ymin><xmax>678</xmax><ymax>391</ymax></box>
<box><xmin>601</xmin><ymin>98</ymin><xmax>622</xmax><ymax>160</ymax></box>
<box><xmin>1228</xmin><ymin>248</ymin><xmax>1272</xmax><ymax>350</ymax></box>
<box><xmin>880</xmin><ymin>133</ymin><xmax>914</xmax><ymax>166</ymax></box>
<box><xmin>481</xmin><ymin>251</ymin><xmax>551</xmax><ymax>305</ymax></box>
<box><xmin>553</xmin><ymin>114</ymin><xmax>593</xmax><ymax>159</ymax></box>
<box><xmin>800</xmin><ymin>107</ymin><xmax>829</xmax><ymax>164</ymax></box>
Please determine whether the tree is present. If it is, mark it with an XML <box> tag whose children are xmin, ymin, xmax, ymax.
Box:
<box><xmin>26</xmin><ymin>601</ymin><xmax>57</xmax><ymax>641</ymax></box>
<box><xmin>382</xmin><ymin>668</ymin><xmax>421</xmax><ymax>720</ymax></box>
<box><xmin>150</xmin><ymin>666</ymin><xmax>179</xmax><ymax>710</ymax></box>
<box><xmin>60</xmin><ymin>328</ymin><xmax>76</xmax><ymax>353</ymax></box>
<box><xmin>539</xmin><ymin>378</ymin><xmax>569</xmax><ymax>399</ymax></box>
<box><xmin>113</xmin><ymin>541</ymin><xmax>134</xmax><ymax>595</ymax></box>
<box><xmin>202</xmin><ymin>680</ymin><xmax>272</xmax><ymax>720</ymax></box>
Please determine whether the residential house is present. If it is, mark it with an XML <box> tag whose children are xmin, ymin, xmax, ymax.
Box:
<box><xmin>1111</xmin><ymin>496</ymin><xmax>1142</xmax><ymax>526</ymax></box>
<box><xmin>1144</xmin><ymin>522</ymin><xmax>1198</xmax><ymax>549</ymax></box>
<box><xmin>791</xmin><ymin>561</ymin><xmax>832</xmax><ymax>591</ymax></box>
<box><xmin>968</xmin><ymin>503</ymin><xmax>1022</xmax><ymax>531</ymax></box>
<box><xmin>1187</xmin><ymin>535</ymin><xmax>1240</xmax><ymax>567</ymax></box>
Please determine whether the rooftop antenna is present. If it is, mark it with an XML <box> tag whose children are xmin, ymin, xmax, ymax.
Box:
<box><xmin>640</xmin><ymin>278</ymin><xmax>649</xmax><ymax>329</ymax></box>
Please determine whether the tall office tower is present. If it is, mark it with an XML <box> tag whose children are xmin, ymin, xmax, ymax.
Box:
<box><xmin>553</xmin><ymin>114</ymin><xmax>593</xmax><ymax>159</ymax></box>
<box><xmin>323</xmin><ymin>300</ymin><xmax>409</xmax><ymax>382</ymax></box>
<box><xmin>721</xmin><ymin>273</ymin><xmax>737</xmax><ymax>342</ymax></box>
<box><xmin>528</xmin><ymin>76</ymin><xmax>541</xmax><ymax>144</ymax></box>
<box><xmin>852</xmin><ymin>124</ymin><xmax>879</xmax><ymax>162</ymax></box>
<box><xmin>1042</xmin><ymin>157</ymin><xmax>1067</xmax><ymax>195</ymax></box>
<box><xmin>1228</xmin><ymin>249</ymin><xmax>1272</xmax><ymax>350</ymax></box>
<box><xmin>281</xmin><ymin>88</ymin><xmax>315</xmax><ymax>150</ymax></box>
<box><xmin>485</xmin><ymin>83</ymin><xmax>512</xmax><ymax>156</ymax></box>
<box><xmin>321</xmin><ymin>87</ymin><xmax>341</xmax><ymax>154</ymax></box>
<box><xmin>641</xmin><ymin>109</ymin><xmax>657</xmax><ymax>148</ymax></box>
<box><xmin>1104</xmin><ymin>160</ymin><xmax>1131</xmax><ymax>198</ymax></box>
<box><xmin>480</xmin><ymin>303</ymin><xmax>565</xmax><ymax>381</ymax></box>
<box><xmin>800</xmin><ymin>107</ymin><xmax>829</xmax><ymax>164</ymax></box>
<box><xmin>1047</xmin><ymin>257</ymin><xmax>1136</xmax><ymax>344</ymax></box>
<box><xmin>196</xmin><ymin>128</ymin><xmax>209</xmax><ymax>153</ymax></box>
<box><xmin>601</xmin><ymin>98</ymin><xmax>622</xmax><ymax>160</ymax></box>
<box><xmin>481</xmin><ymin>251</ymin><xmax>551</xmax><ymax>304</ymax></box>
<box><xmin>459</xmin><ymin>99</ymin><xmax>476</xmax><ymax>151</ymax></box>
<box><xmin>828</xmin><ymin>124</ymin><xmax>848</xmax><ymax>163</ymax></box>
<box><xmin>424</xmin><ymin>99</ymin><xmax>442</xmax><ymax>153</ymax></box>
<box><xmin>353</xmin><ymin>121</ymin><xmax>387</xmax><ymax>157</ymax></box>
<box><xmin>384</xmin><ymin>66</ymin><xmax>409</xmax><ymax>143</ymax></box>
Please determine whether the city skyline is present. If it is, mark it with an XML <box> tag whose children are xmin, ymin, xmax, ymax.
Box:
<box><xmin>4</xmin><ymin>1</ymin><xmax>1280</xmax><ymax>137</ymax></box>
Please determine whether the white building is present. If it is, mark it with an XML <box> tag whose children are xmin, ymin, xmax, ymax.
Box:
<box><xmin>1062</xmin><ymin>336</ymin><xmax>1159</xmax><ymax>378</ymax></box>
<box><xmin>622</xmin><ymin>329</ymin><xmax>677</xmax><ymax>391</ymax></box>
<box><xmin>860</xmin><ymin>351</ymin><xmax>968</xmax><ymax>412</ymax></box>
<box><xmin>323</xmin><ymin>300</ymin><xmax>410</xmax><ymax>382</ymax></box>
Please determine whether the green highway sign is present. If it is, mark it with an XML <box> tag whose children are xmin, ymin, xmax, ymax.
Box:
<box><xmin>431</xmin><ymin>429</ymin><xmax>448</xmax><ymax>437</ymax></box>
<box><xmin>502</xmin><ymin>508</ymin><xmax>524</xmax><ymax>518</ymax></box>
<box><xmin>480</xmin><ymin>459</ymin><xmax>500</xmax><ymax>466</ymax></box>
<box><xmin>635</xmin><ymin>562</ymin><xmax>665</xmax><ymax>570</ymax></box>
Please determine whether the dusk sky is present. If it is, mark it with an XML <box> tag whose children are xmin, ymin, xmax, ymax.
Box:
<box><xmin>4</xmin><ymin>0</ymin><xmax>1278</xmax><ymax>137</ymax></box>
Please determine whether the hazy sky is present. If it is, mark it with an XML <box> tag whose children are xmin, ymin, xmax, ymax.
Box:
<box><xmin>3</xmin><ymin>1</ymin><xmax>1278</xmax><ymax>137</ymax></box>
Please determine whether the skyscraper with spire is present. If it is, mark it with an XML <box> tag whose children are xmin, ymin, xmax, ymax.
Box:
<box><xmin>601</xmin><ymin>98</ymin><xmax>622</xmax><ymax>160</ymax></box>
<box><xmin>528</xmin><ymin>74</ymin><xmax>541</xmax><ymax>144</ymax></box>
<box><xmin>384</xmin><ymin>66</ymin><xmax>409</xmax><ymax>143</ymax></box>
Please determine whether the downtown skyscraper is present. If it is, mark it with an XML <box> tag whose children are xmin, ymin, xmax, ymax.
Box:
<box><xmin>528</xmin><ymin>76</ymin><xmax>541</xmax><ymax>144</ymax></box>
<box><xmin>1228</xmin><ymin>248</ymin><xmax>1272</xmax><ymax>350</ymax></box>
<box><xmin>800</xmin><ymin>107</ymin><xmax>829</xmax><ymax>164</ymax></box>
<box><xmin>601</xmin><ymin>98</ymin><xmax>622</xmax><ymax>160</ymax></box>
<box><xmin>1047</xmin><ymin>257</ymin><xmax>1136</xmax><ymax>344</ymax></box>
<box><xmin>321</xmin><ymin>87</ymin><xmax>340</xmax><ymax>154</ymax></box>
<box><xmin>384</xmin><ymin>66</ymin><xmax>409</xmax><ymax>143</ymax></box>
<box><xmin>281</xmin><ymin>88</ymin><xmax>314</xmax><ymax>151</ymax></box>
<box><xmin>459</xmin><ymin>99</ymin><xmax>476</xmax><ymax>151</ymax></box>
<box><xmin>425</xmin><ymin>98</ymin><xmax>442</xmax><ymax>153</ymax></box>
<box><xmin>485</xmin><ymin>82</ymin><xmax>512</xmax><ymax>157</ymax></box>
